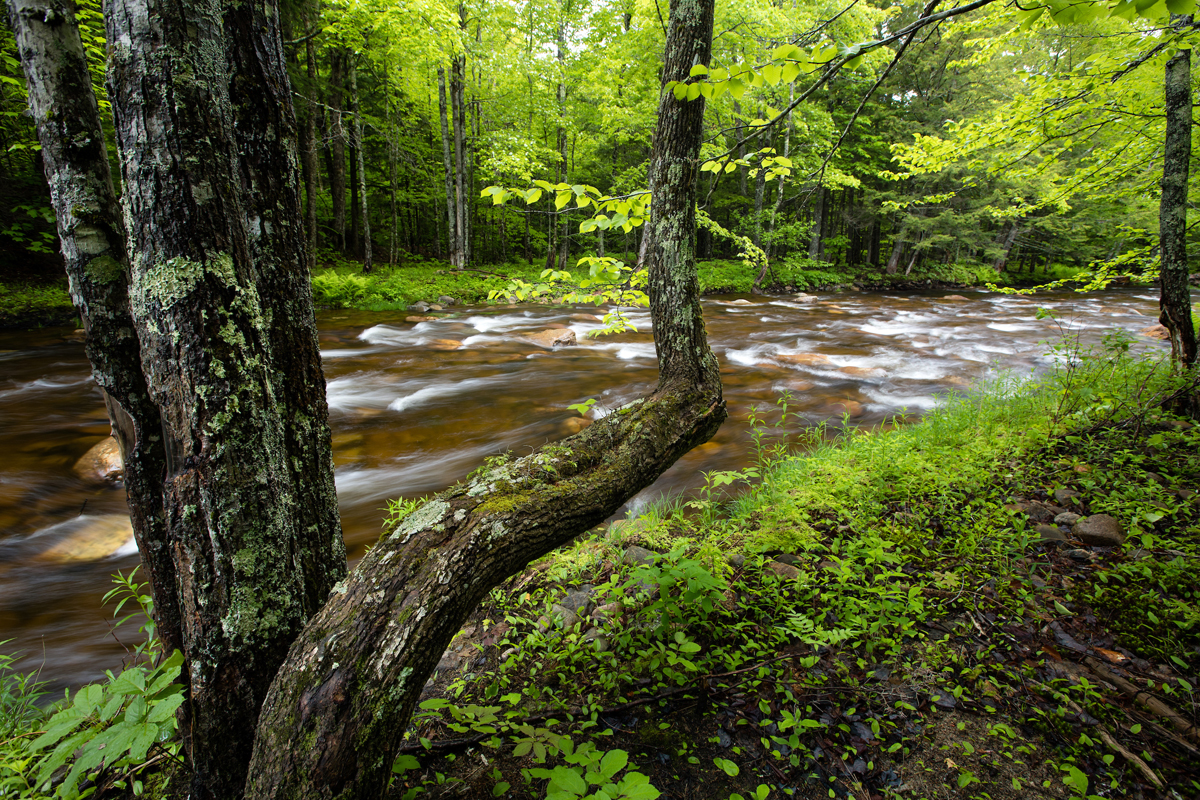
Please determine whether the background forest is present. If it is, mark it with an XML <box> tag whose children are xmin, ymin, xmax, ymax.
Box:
<box><xmin>0</xmin><ymin>0</ymin><xmax>1193</xmax><ymax>300</ymax></box>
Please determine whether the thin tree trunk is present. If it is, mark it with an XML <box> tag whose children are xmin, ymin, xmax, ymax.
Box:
<box><xmin>104</xmin><ymin>0</ymin><xmax>347</xmax><ymax>795</ymax></box>
<box><xmin>808</xmin><ymin>186</ymin><xmax>825</xmax><ymax>260</ymax></box>
<box><xmin>349</xmin><ymin>59</ymin><xmax>372</xmax><ymax>272</ymax></box>
<box><xmin>885</xmin><ymin>234</ymin><xmax>904</xmax><ymax>275</ymax></box>
<box><xmin>1160</xmin><ymin>25</ymin><xmax>1197</xmax><ymax>371</ymax></box>
<box><xmin>992</xmin><ymin>223</ymin><xmax>1019</xmax><ymax>273</ymax></box>
<box><xmin>328</xmin><ymin>48</ymin><xmax>348</xmax><ymax>252</ymax></box>
<box><xmin>451</xmin><ymin>38</ymin><xmax>468</xmax><ymax>265</ymax></box>
<box><xmin>436</xmin><ymin>66</ymin><xmax>460</xmax><ymax>267</ymax></box>
<box><xmin>244</xmin><ymin>0</ymin><xmax>724</xmax><ymax>795</ymax></box>
<box><xmin>302</xmin><ymin>19</ymin><xmax>319</xmax><ymax>267</ymax></box>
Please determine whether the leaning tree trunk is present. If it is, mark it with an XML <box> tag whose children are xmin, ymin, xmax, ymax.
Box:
<box><xmin>1159</xmin><ymin>26</ymin><xmax>1197</xmax><ymax>372</ymax></box>
<box><xmin>243</xmin><ymin>0</ymin><xmax>723</xmax><ymax>795</ymax></box>
<box><xmin>104</xmin><ymin>0</ymin><xmax>347</xmax><ymax>796</ymax></box>
<box><xmin>6</xmin><ymin>0</ymin><xmax>182</xmax><ymax>662</ymax></box>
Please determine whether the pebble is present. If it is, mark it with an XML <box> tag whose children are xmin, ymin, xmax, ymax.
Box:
<box><xmin>1034</xmin><ymin>524</ymin><xmax>1067</xmax><ymax>544</ymax></box>
<box><xmin>1054</xmin><ymin>512</ymin><xmax>1081</xmax><ymax>526</ymax></box>
<box><xmin>765</xmin><ymin>561</ymin><xmax>800</xmax><ymax>580</ymax></box>
<box><xmin>726</xmin><ymin>553</ymin><xmax>746</xmax><ymax>568</ymax></box>
<box><xmin>1054</xmin><ymin>488</ymin><xmax>1082</xmax><ymax>506</ymax></box>
<box><xmin>621</xmin><ymin>545</ymin><xmax>658</xmax><ymax>566</ymax></box>
<box><xmin>1066</xmin><ymin>548</ymin><xmax>1098</xmax><ymax>562</ymax></box>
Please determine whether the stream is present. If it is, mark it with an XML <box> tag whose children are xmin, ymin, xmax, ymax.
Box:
<box><xmin>0</xmin><ymin>287</ymin><xmax>1173</xmax><ymax>691</ymax></box>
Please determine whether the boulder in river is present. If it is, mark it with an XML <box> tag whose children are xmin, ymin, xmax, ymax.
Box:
<box><xmin>776</xmin><ymin>353</ymin><xmax>832</xmax><ymax>368</ymax></box>
<box><xmin>831</xmin><ymin>399</ymin><xmax>864</xmax><ymax>416</ymax></box>
<box><xmin>525</xmin><ymin>329</ymin><xmax>577</xmax><ymax>348</ymax></box>
<box><xmin>437</xmin><ymin>295</ymin><xmax>457</xmax><ymax>306</ymax></box>
<box><xmin>1141</xmin><ymin>324</ymin><xmax>1170</xmax><ymax>340</ymax></box>
<box><xmin>32</xmin><ymin>515</ymin><xmax>135</xmax><ymax>563</ymax></box>
<box><xmin>940</xmin><ymin>295</ymin><xmax>969</xmax><ymax>301</ymax></box>
<box><xmin>406</xmin><ymin>315</ymin><xmax>438</xmax><ymax>323</ymax></box>
<box><xmin>428</xmin><ymin>338</ymin><xmax>462</xmax><ymax>350</ymax></box>
<box><xmin>840</xmin><ymin>366</ymin><xmax>885</xmax><ymax>379</ymax></box>
<box><xmin>73</xmin><ymin>437</ymin><xmax>123</xmax><ymax>482</ymax></box>
<box><xmin>407</xmin><ymin>301</ymin><xmax>431</xmax><ymax>313</ymax></box>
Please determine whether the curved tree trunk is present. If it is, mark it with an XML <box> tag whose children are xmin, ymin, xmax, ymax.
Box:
<box><xmin>1159</xmin><ymin>27</ymin><xmax>1196</xmax><ymax>372</ymax></box>
<box><xmin>103</xmin><ymin>0</ymin><xmax>346</xmax><ymax>796</ymax></box>
<box><xmin>6</xmin><ymin>0</ymin><xmax>182</xmax><ymax>661</ymax></box>
<box><xmin>243</xmin><ymin>0</ymin><xmax>722</xmax><ymax>796</ymax></box>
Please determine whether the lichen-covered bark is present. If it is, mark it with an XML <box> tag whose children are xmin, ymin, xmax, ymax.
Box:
<box><xmin>243</xmin><ymin>0</ymin><xmax>721</xmax><ymax>796</ymax></box>
<box><xmin>1159</xmin><ymin>30</ymin><xmax>1197</xmax><ymax>371</ymax></box>
<box><xmin>103</xmin><ymin>1</ymin><xmax>345</xmax><ymax>796</ymax></box>
<box><xmin>5</xmin><ymin>0</ymin><xmax>182</xmax><ymax>658</ymax></box>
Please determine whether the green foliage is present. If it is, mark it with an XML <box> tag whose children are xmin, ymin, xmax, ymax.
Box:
<box><xmin>0</xmin><ymin>280</ymin><xmax>74</xmax><ymax>328</ymax></box>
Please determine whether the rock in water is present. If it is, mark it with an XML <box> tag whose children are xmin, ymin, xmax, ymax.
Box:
<box><xmin>1141</xmin><ymin>324</ymin><xmax>1170</xmax><ymax>340</ymax></box>
<box><xmin>407</xmin><ymin>301</ymin><xmax>431</xmax><ymax>313</ymax></box>
<box><xmin>73</xmin><ymin>437</ymin><xmax>123</xmax><ymax>482</ymax></box>
<box><xmin>1072</xmin><ymin>514</ymin><xmax>1125</xmax><ymax>547</ymax></box>
<box><xmin>437</xmin><ymin>295</ymin><xmax>457</xmax><ymax>306</ymax></box>
<box><xmin>525</xmin><ymin>329</ymin><xmax>577</xmax><ymax>348</ymax></box>
<box><xmin>32</xmin><ymin>515</ymin><xmax>135</xmax><ymax>563</ymax></box>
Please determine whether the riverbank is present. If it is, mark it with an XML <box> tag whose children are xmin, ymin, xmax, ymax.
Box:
<box><xmin>309</xmin><ymin>254</ymin><xmax>1086</xmax><ymax>314</ymax></box>
<box><xmin>394</xmin><ymin>343</ymin><xmax>1199</xmax><ymax>800</ymax></box>
<box><xmin>0</xmin><ymin>280</ymin><xmax>75</xmax><ymax>329</ymax></box>
<box><xmin>1</xmin><ymin>341</ymin><xmax>1197</xmax><ymax>798</ymax></box>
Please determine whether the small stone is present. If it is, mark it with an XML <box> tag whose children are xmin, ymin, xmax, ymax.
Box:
<box><xmin>776</xmin><ymin>352</ymin><xmax>833</xmax><ymax>367</ymax></box>
<box><xmin>621</xmin><ymin>545</ymin><xmax>658</xmax><ymax>566</ymax></box>
<box><xmin>941</xmin><ymin>294</ymin><xmax>969</xmax><ymax>301</ymax></box>
<box><xmin>765</xmin><ymin>561</ymin><xmax>800</xmax><ymax>580</ymax></box>
<box><xmin>717</xmin><ymin>730</ymin><xmax>733</xmax><ymax>748</ymax></box>
<box><xmin>562</xmin><ymin>416</ymin><xmax>592</xmax><ymax>435</ymax></box>
<box><xmin>1144</xmin><ymin>471</ymin><xmax>1169</xmax><ymax>487</ymax></box>
<box><xmin>407</xmin><ymin>301</ymin><xmax>431</xmax><ymax>313</ymax></box>
<box><xmin>1034</xmin><ymin>524</ymin><xmax>1067</xmax><ymax>544</ymax></box>
<box><xmin>536</xmin><ymin>615</ymin><xmax>552</xmax><ymax>634</ymax></box>
<box><xmin>428</xmin><ymin>338</ymin><xmax>461</xmax><ymax>350</ymax></box>
<box><xmin>549</xmin><ymin>604</ymin><xmax>578</xmax><ymax>629</ymax></box>
<box><xmin>405</xmin><ymin>315</ymin><xmax>437</xmax><ymax>323</ymax></box>
<box><xmin>774</xmin><ymin>553</ymin><xmax>801</xmax><ymax>566</ymax></box>
<box><xmin>73</xmin><ymin>437</ymin><xmax>123</xmax><ymax>482</ymax></box>
<box><xmin>525</xmin><ymin>328</ymin><xmax>577</xmax><ymax>348</ymax></box>
<box><xmin>1054</xmin><ymin>488</ymin><xmax>1082</xmax><ymax>506</ymax></box>
<box><xmin>1178</xmin><ymin>489</ymin><xmax>1196</xmax><ymax>500</ymax></box>
<box><xmin>932</xmin><ymin>692</ymin><xmax>957</xmax><ymax>709</ymax></box>
<box><xmin>558</xmin><ymin>589</ymin><xmax>593</xmax><ymax>615</ymax></box>
<box><xmin>1054</xmin><ymin>512</ymin><xmax>1081</xmax><ymax>526</ymax></box>
<box><xmin>1072</xmin><ymin>514</ymin><xmax>1124</xmax><ymax>547</ymax></box>
<box><xmin>726</xmin><ymin>553</ymin><xmax>745</xmax><ymax>568</ymax></box>
<box><xmin>1066</xmin><ymin>548</ymin><xmax>1097</xmax><ymax>562</ymax></box>
<box><xmin>591</xmin><ymin>602</ymin><xmax>623</xmax><ymax>624</ymax></box>
<box><xmin>437</xmin><ymin>295</ymin><xmax>457</xmax><ymax>306</ymax></box>
<box><xmin>428</xmin><ymin>304</ymin><xmax>443</xmax><ymax>311</ymax></box>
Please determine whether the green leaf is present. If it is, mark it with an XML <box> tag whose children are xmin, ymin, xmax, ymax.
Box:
<box><xmin>672</xmin><ymin>82</ymin><xmax>688</xmax><ymax>101</ymax></box>
<box><xmin>1165</xmin><ymin>0</ymin><xmax>1195</xmax><ymax>13</ymax></box>
<box><xmin>686</xmin><ymin>82</ymin><xmax>701</xmax><ymax>101</ymax></box>
<box><xmin>599</xmin><ymin>748</ymin><xmax>628</xmax><ymax>779</ymax></box>
<box><xmin>393</xmin><ymin>755</ymin><xmax>421</xmax><ymax>773</ymax></box>
<box><xmin>688</xmin><ymin>64</ymin><xmax>708</xmax><ymax>77</ymax></box>
<box><xmin>549</xmin><ymin>765</ymin><xmax>587</xmax><ymax>795</ymax></box>
<box><xmin>555</xmin><ymin>192</ymin><xmax>572</xmax><ymax>210</ymax></box>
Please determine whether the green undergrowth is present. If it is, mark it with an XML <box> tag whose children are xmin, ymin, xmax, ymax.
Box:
<box><xmin>401</xmin><ymin>335</ymin><xmax>1199</xmax><ymax>800</ymax></box>
<box><xmin>0</xmin><ymin>280</ymin><xmax>74</xmax><ymax>329</ymax></box>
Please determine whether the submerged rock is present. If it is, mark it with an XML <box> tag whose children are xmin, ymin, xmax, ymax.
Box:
<box><xmin>525</xmin><ymin>329</ymin><xmax>577</xmax><ymax>348</ymax></box>
<box><xmin>1141</xmin><ymin>324</ymin><xmax>1170</xmax><ymax>340</ymax></box>
<box><xmin>73</xmin><ymin>437</ymin><xmax>123</xmax><ymax>482</ymax></box>
<box><xmin>32</xmin><ymin>515</ymin><xmax>135</xmax><ymax>563</ymax></box>
<box><xmin>776</xmin><ymin>353</ymin><xmax>832</xmax><ymax>368</ymax></box>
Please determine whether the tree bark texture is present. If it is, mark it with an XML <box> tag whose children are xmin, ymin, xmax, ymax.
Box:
<box><xmin>6</xmin><ymin>0</ymin><xmax>182</xmax><ymax>661</ymax></box>
<box><xmin>243</xmin><ymin>0</ymin><xmax>723</xmax><ymax>795</ymax></box>
<box><xmin>103</xmin><ymin>0</ymin><xmax>347</xmax><ymax>796</ymax></box>
<box><xmin>349</xmin><ymin>60</ymin><xmax>372</xmax><ymax>272</ymax></box>
<box><xmin>1159</xmin><ymin>33</ymin><xmax>1197</xmax><ymax>369</ymax></box>
<box><xmin>451</xmin><ymin>51</ymin><xmax>470</xmax><ymax>266</ymax></box>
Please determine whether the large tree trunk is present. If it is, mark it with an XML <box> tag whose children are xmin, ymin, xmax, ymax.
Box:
<box><xmin>349</xmin><ymin>59</ymin><xmax>372</xmax><ymax>272</ymax></box>
<box><xmin>992</xmin><ymin>222</ymin><xmax>1019</xmax><ymax>273</ymax></box>
<box><xmin>327</xmin><ymin>48</ymin><xmax>348</xmax><ymax>252</ymax></box>
<box><xmin>243</xmin><ymin>0</ymin><xmax>723</xmax><ymax>795</ymax></box>
<box><xmin>6</xmin><ymin>0</ymin><xmax>182</xmax><ymax>666</ymax></box>
<box><xmin>1159</xmin><ymin>30</ymin><xmax>1197</xmax><ymax>371</ymax></box>
<box><xmin>104</xmin><ymin>0</ymin><xmax>346</xmax><ymax>796</ymax></box>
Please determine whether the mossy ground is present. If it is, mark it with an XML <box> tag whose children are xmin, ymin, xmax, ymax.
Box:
<box><xmin>395</xmin><ymin>342</ymin><xmax>1200</xmax><ymax>800</ymax></box>
<box><xmin>0</xmin><ymin>279</ymin><xmax>74</xmax><ymax>329</ymax></box>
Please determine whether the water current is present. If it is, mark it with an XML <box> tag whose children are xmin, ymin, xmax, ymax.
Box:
<box><xmin>0</xmin><ymin>287</ymin><xmax>1174</xmax><ymax>691</ymax></box>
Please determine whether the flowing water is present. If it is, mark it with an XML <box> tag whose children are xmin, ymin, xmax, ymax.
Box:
<box><xmin>0</xmin><ymin>287</ymin><xmax>1173</xmax><ymax>691</ymax></box>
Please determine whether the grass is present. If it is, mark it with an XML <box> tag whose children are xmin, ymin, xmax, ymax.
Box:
<box><xmin>399</xmin><ymin>334</ymin><xmax>1199</xmax><ymax>799</ymax></box>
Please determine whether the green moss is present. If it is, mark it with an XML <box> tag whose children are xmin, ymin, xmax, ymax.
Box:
<box><xmin>84</xmin><ymin>255</ymin><xmax>125</xmax><ymax>285</ymax></box>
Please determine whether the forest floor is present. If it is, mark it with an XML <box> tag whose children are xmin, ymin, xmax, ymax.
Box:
<box><xmin>393</xmin><ymin>340</ymin><xmax>1200</xmax><ymax>800</ymax></box>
